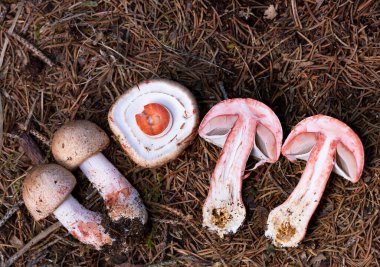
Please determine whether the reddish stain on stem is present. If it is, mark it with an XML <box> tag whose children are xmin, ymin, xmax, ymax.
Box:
<box><xmin>105</xmin><ymin>188</ymin><xmax>131</xmax><ymax>219</ymax></box>
<box><xmin>71</xmin><ymin>221</ymin><xmax>112</xmax><ymax>248</ymax></box>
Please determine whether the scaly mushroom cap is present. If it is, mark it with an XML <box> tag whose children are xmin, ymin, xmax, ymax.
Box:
<box><xmin>52</xmin><ymin>120</ymin><xmax>109</xmax><ymax>170</ymax></box>
<box><xmin>23</xmin><ymin>164</ymin><xmax>76</xmax><ymax>221</ymax></box>
<box><xmin>282</xmin><ymin>115</ymin><xmax>364</xmax><ymax>182</ymax></box>
<box><xmin>108</xmin><ymin>79</ymin><xmax>199</xmax><ymax>168</ymax></box>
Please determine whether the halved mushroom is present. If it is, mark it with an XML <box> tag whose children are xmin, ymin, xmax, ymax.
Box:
<box><xmin>265</xmin><ymin>115</ymin><xmax>365</xmax><ymax>247</ymax></box>
<box><xmin>108</xmin><ymin>79</ymin><xmax>199</xmax><ymax>168</ymax></box>
<box><xmin>198</xmin><ymin>98</ymin><xmax>283</xmax><ymax>237</ymax></box>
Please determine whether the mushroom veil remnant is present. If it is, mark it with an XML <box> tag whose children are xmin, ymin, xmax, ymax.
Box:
<box><xmin>108</xmin><ymin>79</ymin><xmax>199</xmax><ymax>168</ymax></box>
<box><xmin>52</xmin><ymin>120</ymin><xmax>148</xmax><ymax>238</ymax></box>
<box><xmin>198</xmin><ymin>98</ymin><xmax>283</xmax><ymax>237</ymax></box>
<box><xmin>265</xmin><ymin>115</ymin><xmax>364</xmax><ymax>247</ymax></box>
<box><xmin>23</xmin><ymin>164</ymin><xmax>113</xmax><ymax>250</ymax></box>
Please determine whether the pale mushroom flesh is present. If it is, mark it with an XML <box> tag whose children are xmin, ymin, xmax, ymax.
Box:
<box><xmin>265</xmin><ymin>115</ymin><xmax>364</xmax><ymax>247</ymax></box>
<box><xmin>199</xmin><ymin>98</ymin><xmax>283</xmax><ymax>237</ymax></box>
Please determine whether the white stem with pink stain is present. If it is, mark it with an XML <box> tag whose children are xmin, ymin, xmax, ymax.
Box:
<box><xmin>53</xmin><ymin>195</ymin><xmax>113</xmax><ymax>250</ymax></box>
<box><xmin>203</xmin><ymin>118</ymin><xmax>257</xmax><ymax>237</ymax></box>
<box><xmin>199</xmin><ymin>99</ymin><xmax>283</xmax><ymax>238</ymax></box>
<box><xmin>265</xmin><ymin>115</ymin><xmax>365</xmax><ymax>247</ymax></box>
<box><xmin>266</xmin><ymin>135</ymin><xmax>336</xmax><ymax>247</ymax></box>
<box><xmin>79</xmin><ymin>153</ymin><xmax>148</xmax><ymax>224</ymax></box>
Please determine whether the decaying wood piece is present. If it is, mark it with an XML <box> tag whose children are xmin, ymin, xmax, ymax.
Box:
<box><xmin>17</xmin><ymin>132</ymin><xmax>44</xmax><ymax>165</ymax></box>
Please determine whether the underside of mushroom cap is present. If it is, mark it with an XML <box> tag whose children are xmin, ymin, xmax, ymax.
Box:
<box><xmin>282</xmin><ymin>115</ymin><xmax>364</xmax><ymax>182</ymax></box>
<box><xmin>198</xmin><ymin>98</ymin><xmax>283</xmax><ymax>237</ymax></box>
<box><xmin>108</xmin><ymin>79</ymin><xmax>199</xmax><ymax>168</ymax></box>
<box><xmin>52</xmin><ymin>120</ymin><xmax>110</xmax><ymax>170</ymax></box>
<box><xmin>265</xmin><ymin>115</ymin><xmax>365</xmax><ymax>247</ymax></box>
<box><xmin>199</xmin><ymin>98</ymin><xmax>283</xmax><ymax>169</ymax></box>
<box><xmin>23</xmin><ymin>164</ymin><xmax>76</xmax><ymax>221</ymax></box>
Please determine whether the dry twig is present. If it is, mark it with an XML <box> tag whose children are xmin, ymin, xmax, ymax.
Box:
<box><xmin>6</xmin><ymin>31</ymin><xmax>55</xmax><ymax>67</ymax></box>
<box><xmin>0</xmin><ymin>0</ymin><xmax>24</xmax><ymax>68</ymax></box>
<box><xmin>0</xmin><ymin>200</ymin><xmax>23</xmax><ymax>229</ymax></box>
<box><xmin>3</xmin><ymin>222</ymin><xmax>62</xmax><ymax>267</ymax></box>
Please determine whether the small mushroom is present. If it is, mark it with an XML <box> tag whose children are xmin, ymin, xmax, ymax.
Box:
<box><xmin>198</xmin><ymin>98</ymin><xmax>283</xmax><ymax>237</ymax></box>
<box><xmin>265</xmin><ymin>115</ymin><xmax>364</xmax><ymax>247</ymax></box>
<box><xmin>51</xmin><ymin>120</ymin><xmax>148</xmax><ymax>237</ymax></box>
<box><xmin>108</xmin><ymin>79</ymin><xmax>199</xmax><ymax>168</ymax></box>
<box><xmin>23</xmin><ymin>164</ymin><xmax>113</xmax><ymax>250</ymax></box>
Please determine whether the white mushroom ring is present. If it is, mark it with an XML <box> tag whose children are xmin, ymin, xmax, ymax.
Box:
<box><xmin>109</xmin><ymin>79</ymin><xmax>199</xmax><ymax>168</ymax></box>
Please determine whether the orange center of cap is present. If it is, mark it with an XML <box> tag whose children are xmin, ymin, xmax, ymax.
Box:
<box><xmin>135</xmin><ymin>103</ymin><xmax>171</xmax><ymax>136</ymax></box>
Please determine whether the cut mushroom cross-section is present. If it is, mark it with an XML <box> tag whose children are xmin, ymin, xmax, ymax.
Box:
<box><xmin>22</xmin><ymin>164</ymin><xmax>113</xmax><ymax>250</ymax></box>
<box><xmin>265</xmin><ymin>115</ymin><xmax>365</xmax><ymax>247</ymax></box>
<box><xmin>108</xmin><ymin>79</ymin><xmax>199</xmax><ymax>168</ymax></box>
<box><xmin>198</xmin><ymin>98</ymin><xmax>283</xmax><ymax>237</ymax></box>
<box><xmin>52</xmin><ymin>120</ymin><xmax>148</xmax><ymax>238</ymax></box>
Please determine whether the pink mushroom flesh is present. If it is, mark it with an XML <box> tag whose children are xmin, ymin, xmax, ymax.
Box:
<box><xmin>265</xmin><ymin>115</ymin><xmax>364</xmax><ymax>247</ymax></box>
<box><xmin>199</xmin><ymin>98</ymin><xmax>283</xmax><ymax>237</ymax></box>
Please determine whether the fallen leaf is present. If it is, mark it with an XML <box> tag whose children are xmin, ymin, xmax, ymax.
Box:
<box><xmin>344</xmin><ymin>236</ymin><xmax>358</xmax><ymax>247</ymax></box>
<box><xmin>264</xmin><ymin>5</ymin><xmax>277</xmax><ymax>20</ymax></box>
<box><xmin>310</xmin><ymin>253</ymin><xmax>327</xmax><ymax>267</ymax></box>
<box><xmin>10</xmin><ymin>236</ymin><xmax>24</xmax><ymax>248</ymax></box>
<box><xmin>238</xmin><ymin>8</ymin><xmax>253</xmax><ymax>20</ymax></box>
<box><xmin>81</xmin><ymin>1</ymin><xmax>98</xmax><ymax>7</ymax></box>
<box><xmin>315</xmin><ymin>0</ymin><xmax>324</xmax><ymax>11</ymax></box>
<box><xmin>299</xmin><ymin>61</ymin><xmax>314</xmax><ymax>68</ymax></box>
<box><xmin>300</xmin><ymin>251</ymin><xmax>308</xmax><ymax>265</ymax></box>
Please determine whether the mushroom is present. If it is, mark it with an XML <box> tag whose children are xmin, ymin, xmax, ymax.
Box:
<box><xmin>23</xmin><ymin>164</ymin><xmax>113</xmax><ymax>250</ymax></box>
<box><xmin>198</xmin><ymin>98</ymin><xmax>283</xmax><ymax>237</ymax></box>
<box><xmin>265</xmin><ymin>115</ymin><xmax>365</xmax><ymax>247</ymax></box>
<box><xmin>108</xmin><ymin>79</ymin><xmax>199</xmax><ymax>168</ymax></box>
<box><xmin>51</xmin><ymin>120</ymin><xmax>148</xmax><ymax>236</ymax></box>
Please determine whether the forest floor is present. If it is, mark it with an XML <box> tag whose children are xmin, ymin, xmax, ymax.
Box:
<box><xmin>0</xmin><ymin>0</ymin><xmax>379</xmax><ymax>266</ymax></box>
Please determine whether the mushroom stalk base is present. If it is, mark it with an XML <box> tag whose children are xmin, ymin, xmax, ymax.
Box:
<box><xmin>203</xmin><ymin>118</ymin><xmax>257</xmax><ymax>237</ymax></box>
<box><xmin>266</xmin><ymin>136</ymin><xmax>336</xmax><ymax>247</ymax></box>
<box><xmin>80</xmin><ymin>153</ymin><xmax>148</xmax><ymax>224</ymax></box>
<box><xmin>53</xmin><ymin>195</ymin><xmax>113</xmax><ymax>250</ymax></box>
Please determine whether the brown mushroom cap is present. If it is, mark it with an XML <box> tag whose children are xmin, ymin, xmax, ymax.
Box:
<box><xmin>23</xmin><ymin>164</ymin><xmax>76</xmax><ymax>221</ymax></box>
<box><xmin>52</xmin><ymin>120</ymin><xmax>109</xmax><ymax>170</ymax></box>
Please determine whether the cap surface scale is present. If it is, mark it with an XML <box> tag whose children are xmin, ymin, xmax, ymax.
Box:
<box><xmin>52</xmin><ymin>120</ymin><xmax>110</xmax><ymax>170</ymax></box>
<box><xmin>23</xmin><ymin>164</ymin><xmax>76</xmax><ymax>221</ymax></box>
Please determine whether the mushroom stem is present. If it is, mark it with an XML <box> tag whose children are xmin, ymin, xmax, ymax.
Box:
<box><xmin>53</xmin><ymin>195</ymin><xmax>113</xmax><ymax>250</ymax></box>
<box><xmin>266</xmin><ymin>135</ymin><xmax>336</xmax><ymax>247</ymax></box>
<box><xmin>79</xmin><ymin>153</ymin><xmax>148</xmax><ymax>224</ymax></box>
<box><xmin>203</xmin><ymin>118</ymin><xmax>257</xmax><ymax>237</ymax></box>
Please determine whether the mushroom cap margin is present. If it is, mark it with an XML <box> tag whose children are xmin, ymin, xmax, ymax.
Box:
<box><xmin>108</xmin><ymin>79</ymin><xmax>200</xmax><ymax>168</ymax></box>
<box><xmin>282</xmin><ymin>114</ymin><xmax>365</xmax><ymax>183</ymax></box>
<box><xmin>52</xmin><ymin>120</ymin><xmax>110</xmax><ymax>170</ymax></box>
<box><xmin>22</xmin><ymin>164</ymin><xmax>76</xmax><ymax>221</ymax></box>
